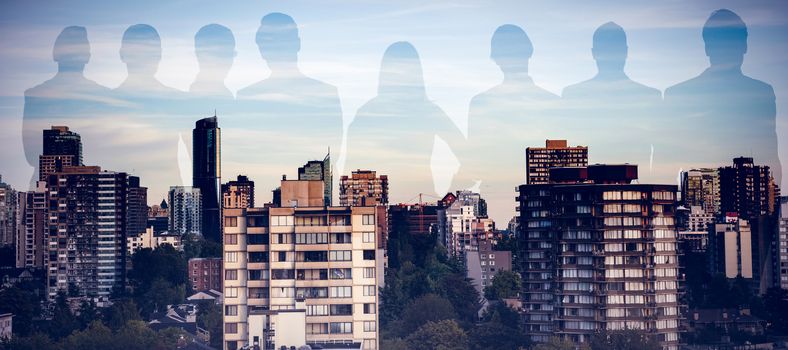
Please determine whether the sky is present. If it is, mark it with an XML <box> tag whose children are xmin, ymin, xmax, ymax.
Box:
<box><xmin>1</xmin><ymin>0</ymin><xmax>787</xmax><ymax>224</ymax></box>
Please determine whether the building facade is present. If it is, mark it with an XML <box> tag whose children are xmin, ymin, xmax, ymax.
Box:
<box><xmin>0</xmin><ymin>177</ymin><xmax>16</xmax><ymax>247</ymax></box>
<box><xmin>298</xmin><ymin>153</ymin><xmax>332</xmax><ymax>206</ymax></box>
<box><xmin>466</xmin><ymin>239</ymin><xmax>513</xmax><ymax>298</ymax></box>
<box><xmin>719</xmin><ymin>157</ymin><xmax>776</xmax><ymax>220</ymax></box>
<box><xmin>193</xmin><ymin>116</ymin><xmax>222</xmax><ymax>242</ymax></box>
<box><xmin>189</xmin><ymin>257</ymin><xmax>222</xmax><ymax>292</ymax></box>
<box><xmin>779</xmin><ymin>197</ymin><xmax>788</xmax><ymax>289</ymax></box>
<box><xmin>339</xmin><ymin>170</ymin><xmax>389</xmax><ymax>207</ymax></box>
<box><xmin>127</xmin><ymin>227</ymin><xmax>182</xmax><ymax>254</ymax></box>
<box><xmin>707</xmin><ymin>215</ymin><xmax>753</xmax><ymax>279</ymax></box>
<box><xmin>681</xmin><ymin>168</ymin><xmax>720</xmax><ymax>215</ymax></box>
<box><xmin>168</xmin><ymin>186</ymin><xmax>202</xmax><ymax>236</ymax></box>
<box><xmin>518</xmin><ymin>165</ymin><xmax>681</xmax><ymax>349</ymax></box>
<box><xmin>223</xmin><ymin>175</ymin><xmax>255</xmax><ymax>209</ymax></box>
<box><xmin>126</xmin><ymin>176</ymin><xmax>148</xmax><ymax>237</ymax></box>
<box><xmin>525</xmin><ymin>139</ymin><xmax>588</xmax><ymax>185</ymax></box>
<box><xmin>441</xmin><ymin>191</ymin><xmax>493</xmax><ymax>258</ymax></box>
<box><xmin>223</xmin><ymin>179</ymin><xmax>383</xmax><ymax>350</ymax></box>
<box><xmin>15</xmin><ymin>181</ymin><xmax>47</xmax><ymax>268</ymax></box>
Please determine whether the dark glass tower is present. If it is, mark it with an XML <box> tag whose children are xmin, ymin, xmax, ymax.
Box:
<box><xmin>193</xmin><ymin>116</ymin><xmax>221</xmax><ymax>242</ymax></box>
<box><xmin>43</xmin><ymin>126</ymin><xmax>83</xmax><ymax>164</ymax></box>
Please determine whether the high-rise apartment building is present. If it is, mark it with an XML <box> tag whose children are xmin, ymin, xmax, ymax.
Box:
<box><xmin>779</xmin><ymin>197</ymin><xmax>788</xmax><ymax>289</ymax></box>
<box><xmin>193</xmin><ymin>116</ymin><xmax>222</xmax><ymax>242</ymax></box>
<box><xmin>441</xmin><ymin>190</ymin><xmax>493</xmax><ymax>257</ymax></box>
<box><xmin>222</xmin><ymin>178</ymin><xmax>383</xmax><ymax>350</ymax></box>
<box><xmin>127</xmin><ymin>176</ymin><xmax>148</xmax><ymax>237</ymax></box>
<box><xmin>681</xmin><ymin>168</ymin><xmax>720</xmax><ymax>215</ymax></box>
<box><xmin>518</xmin><ymin>164</ymin><xmax>681</xmax><ymax>349</ymax></box>
<box><xmin>0</xmin><ymin>177</ymin><xmax>16</xmax><ymax>247</ymax></box>
<box><xmin>525</xmin><ymin>140</ymin><xmax>588</xmax><ymax>185</ymax></box>
<box><xmin>298</xmin><ymin>153</ymin><xmax>332</xmax><ymax>206</ymax></box>
<box><xmin>16</xmin><ymin>181</ymin><xmax>47</xmax><ymax>268</ymax></box>
<box><xmin>223</xmin><ymin>175</ymin><xmax>255</xmax><ymax>209</ymax></box>
<box><xmin>46</xmin><ymin>166</ymin><xmax>129</xmax><ymax>299</ymax></box>
<box><xmin>707</xmin><ymin>215</ymin><xmax>753</xmax><ymax>279</ymax></box>
<box><xmin>43</xmin><ymin>126</ymin><xmax>82</xmax><ymax>164</ymax></box>
<box><xmin>168</xmin><ymin>186</ymin><xmax>202</xmax><ymax>236</ymax></box>
<box><xmin>339</xmin><ymin>170</ymin><xmax>389</xmax><ymax>207</ymax></box>
<box><xmin>719</xmin><ymin>157</ymin><xmax>776</xmax><ymax>220</ymax></box>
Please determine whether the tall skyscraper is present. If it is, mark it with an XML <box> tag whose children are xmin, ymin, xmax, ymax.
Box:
<box><xmin>16</xmin><ymin>181</ymin><xmax>47</xmax><ymax>268</ymax></box>
<box><xmin>525</xmin><ymin>139</ymin><xmax>588</xmax><ymax>185</ymax></box>
<box><xmin>0</xmin><ymin>176</ymin><xmax>16</xmax><ymax>247</ymax></box>
<box><xmin>719</xmin><ymin>157</ymin><xmax>776</xmax><ymax>220</ymax></box>
<box><xmin>193</xmin><ymin>116</ymin><xmax>221</xmax><ymax>242</ymax></box>
<box><xmin>39</xmin><ymin>126</ymin><xmax>83</xmax><ymax>182</ymax></box>
<box><xmin>222</xmin><ymin>177</ymin><xmax>383</xmax><ymax>350</ymax></box>
<box><xmin>298</xmin><ymin>152</ymin><xmax>331</xmax><ymax>206</ymax></box>
<box><xmin>126</xmin><ymin>176</ymin><xmax>148</xmax><ymax>237</ymax></box>
<box><xmin>779</xmin><ymin>197</ymin><xmax>788</xmax><ymax>289</ymax></box>
<box><xmin>707</xmin><ymin>214</ymin><xmax>753</xmax><ymax>279</ymax></box>
<box><xmin>168</xmin><ymin>186</ymin><xmax>202</xmax><ymax>236</ymax></box>
<box><xmin>46</xmin><ymin>166</ymin><xmax>129</xmax><ymax>299</ymax></box>
<box><xmin>681</xmin><ymin>168</ymin><xmax>720</xmax><ymax>215</ymax></box>
<box><xmin>339</xmin><ymin>170</ymin><xmax>388</xmax><ymax>207</ymax></box>
<box><xmin>222</xmin><ymin>175</ymin><xmax>255</xmax><ymax>209</ymax></box>
<box><xmin>517</xmin><ymin>164</ymin><xmax>680</xmax><ymax>349</ymax></box>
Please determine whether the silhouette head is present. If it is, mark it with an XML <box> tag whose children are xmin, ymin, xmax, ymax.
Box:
<box><xmin>703</xmin><ymin>9</ymin><xmax>747</xmax><ymax>67</ymax></box>
<box><xmin>195</xmin><ymin>24</ymin><xmax>236</xmax><ymax>77</ymax></box>
<box><xmin>53</xmin><ymin>26</ymin><xmax>91</xmax><ymax>72</ymax></box>
<box><xmin>120</xmin><ymin>24</ymin><xmax>162</xmax><ymax>75</ymax></box>
<box><xmin>490</xmin><ymin>24</ymin><xmax>533</xmax><ymax>75</ymax></box>
<box><xmin>592</xmin><ymin>22</ymin><xmax>628</xmax><ymax>73</ymax></box>
<box><xmin>256</xmin><ymin>13</ymin><xmax>300</xmax><ymax>64</ymax></box>
<box><xmin>377</xmin><ymin>41</ymin><xmax>426</xmax><ymax>98</ymax></box>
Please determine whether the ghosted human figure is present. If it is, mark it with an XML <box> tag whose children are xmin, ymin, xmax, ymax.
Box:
<box><xmin>116</xmin><ymin>24</ymin><xmax>182</xmax><ymax>96</ymax></box>
<box><xmin>562</xmin><ymin>22</ymin><xmax>662</xmax><ymax>181</ymax></box>
<box><xmin>23</xmin><ymin>26</ymin><xmax>111</xmax><ymax>188</ymax></box>
<box><xmin>190</xmin><ymin>24</ymin><xmax>236</xmax><ymax>98</ymax></box>
<box><xmin>463</xmin><ymin>24</ymin><xmax>559</xmax><ymax>223</ymax></box>
<box><xmin>234</xmin><ymin>13</ymin><xmax>342</xmax><ymax>199</ymax></box>
<box><xmin>346</xmin><ymin>42</ymin><xmax>464</xmax><ymax>201</ymax></box>
<box><xmin>665</xmin><ymin>9</ymin><xmax>780</xmax><ymax>184</ymax></box>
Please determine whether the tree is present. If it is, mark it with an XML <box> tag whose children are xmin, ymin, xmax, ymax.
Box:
<box><xmin>49</xmin><ymin>292</ymin><xmax>79</xmax><ymax>340</ymax></box>
<box><xmin>589</xmin><ymin>329</ymin><xmax>661</xmax><ymax>350</ymax></box>
<box><xmin>196</xmin><ymin>301</ymin><xmax>223</xmax><ymax>348</ymax></box>
<box><xmin>104</xmin><ymin>299</ymin><xmax>142</xmax><ymax>331</ymax></box>
<box><xmin>406</xmin><ymin>320</ymin><xmax>468</xmax><ymax>350</ymax></box>
<box><xmin>437</xmin><ymin>274</ymin><xmax>482</xmax><ymax>325</ymax></box>
<box><xmin>0</xmin><ymin>333</ymin><xmax>57</xmax><ymax>350</ymax></box>
<box><xmin>759</xmin><ymin>287</ymin><xmax>788</xmax><ymax>335</ymax></box>
<box><xmin>76</xmin><ymin>300</ymin><xmax>99</xmax><ymax>330</ymax></box>
<box><xmin>402</xmin><ymin>294</ymin><xmax>457</xmax><ymax>335</ymax></box>
<box><xmin>0</xmin><ymin>286</ymin><xmax>42</xmax><ymax>336</ymax></box>
<box><xmin>531</xmin><ymin>337</ymin><xmax>589</xmax><ymax>350</ymax></box>
<box><xmin>484</xmin><ymin>270</ymin><xmax>521</xmax><ymax>301</ymax></box>
<box><xmin>469</xmin><ymin>323</ymin><xmax>530</xmax><ymax>350</ymax></box>
<box><xmin>61</xmin><ymin>320</ymin><xmax>114</xmax><ymax>350</ymax></box>
<box><xmin>115</xmin><ymin>320</ymin><xmax>161</xmax><ymax>350</ymax></box>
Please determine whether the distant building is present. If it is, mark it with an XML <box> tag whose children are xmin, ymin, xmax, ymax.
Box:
<box><xmin>148</xmin><ymin>199</ymin><xmax>169</xmax><ymax>235</ymax></box>
<box><xmin>388</xmin><ymin>203</ymin><xmax>443</xmax><ymax>236</ymax></box>
<box><xmin>466</xmin><ymin>239</ymin><xmax>512</xmax><ymax>297</ymax></box>
<box><xmin>187</xmin><ymin>289</ymin><xmax>223</xmax><ymax>305</ymax></box>
<box><xmin>708</xmin><ymin>215</ymin><xmax>753</xmax><ymax>279</ymax></box>
<box><xmin>222</xmin><ymin>175</ymin><xmax>254</xmax><ymax>209</ymax></box>
<box><xmin>193</xmin><ymin>116</ymin><xmax>222</xmax><ymax>243</ymax></box>
<box><xmin>46</xmin><ymin>166</ymin><xmax>130</xmax><ymax>299</ymax></box>
<box><xmin>0</xmin><ymin>313</ymin><xmax>11</xmax><ymax>340</ymax></box>
<box><xmin>681</xmin><ymin>168</ymin><xmax>720</xmax><ymax>215</ymax></box>
<box><xmin>127</xmin><ymin>176</ymin><xmax>148</xmax><ymax>236</ymax></box>
<box><xmin>298</xmin><ymin>152</ymin><xmax>332</xmax><ymax>206</ymax></box>
<box><xmin>223</xmin><ymin>176</ymin><xmax>383</xmax><ymax>350</ymax></box>
<box><xmin>127</xmin><ymin>227</ymin><xmax>182</xmax><ymax>255</ymax></box>
<box><xmin>441</xmin><ymin>190</ymin><xmax>493</xmax><ymax>257</ymax></box>
<box><xmin>677</xmin><ymin>205</ymin><xmax>714</xmax><ymax>253</ymax></box>
<box><xmin>149</xmin><ymin>304</ymin><xmax>210</xmax><ymax>344</ymax></box>
<box><xmin>780</xmin><ymin>197</ymin><xmax>788</xmax><ymax>289</ymax></box>
<box><xmin>15</xmin><ymin>181</ymin><xmax>47</xmax><ymax>268</ymax></box>
<box><xmin>339</xmin><ymin>170</ymin><xmax>389</xmax><ymax>207</ymax></box>
<box><xmin>518</xmin><ymin>164</ymin><xmax>680</xmax><ymax>349</ymax></box>
<box><xmin>525</xmin><ymin>139</ymin><xmax>588</xmax><ymax>185</ymax></box>
<box><xmin>0</xmin><ymin>177</ymin><xmax>16</xmax><ymax>247</ymax></box>
<box><xmin>719</xmin><ymin>157</ymin><xmax>777</xmax><ymax>220</ymax></box>
<box><xmin>188</xmin><ymin>257</ymin><xmax>222</xmax><ymax>292</ymax></box>
<box><xmin>39</xmin><ymin>126</ymin><xmax>82</xmax><ymax>181</ymax></box>
<box><xmin>169</xmin><ymin>186</ymin><xmax>202</xmax><ymax>236</ymax></box>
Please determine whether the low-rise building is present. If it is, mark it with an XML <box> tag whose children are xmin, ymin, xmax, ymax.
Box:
<box><xmin>127</xmin><ymin>227</ymin><xmax>182</xmax><ymax>254</ymax></box>
<box><xmin>189</xmin><ymin>257</ymin><xmax>222</xmax><ymax>292</ymax></box>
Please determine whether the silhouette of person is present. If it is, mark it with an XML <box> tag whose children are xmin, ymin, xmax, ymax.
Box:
<box><xmin>234</xmin><ymin>13</ymin><xmax>342</xmax><ymax>200</ymax></box>
<box><xmin>665</xmin><ymin>9</ymin><xmax>780</xmax><ymax>184</ymax></box>
<box><xmin>346</xmin><ymin>41</ymin><xmax>465</xmax><ymax>201</ymax></box>
<box><xmin>463</xmin><ymin>24</ymin><xmax>559</xmax><ymax>223</ymax></box>
<box><xmin>562</xmin><ymin>22</ymin><xmax>662</xmax><ymax>181</ymax></box>
<box><xmin>116</xmin><ymin>24</ymin><xmax>182</xmax><ymax>96</ymax></box>
<box><xmin>190</xmin><ymin>24</ymin><xmax>236</xmax><ymax>98</ymax></box>
<box><xmin>23</xmin><ymin>26</ymin><xmax>111</xmax><ymax>188</ymax></box>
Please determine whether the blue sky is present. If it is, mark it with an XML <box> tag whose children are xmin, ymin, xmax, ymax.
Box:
<box><xmin>1</xmin><ymin>0</ymin><xmax>787</xmax><ymax>223</ymax></box>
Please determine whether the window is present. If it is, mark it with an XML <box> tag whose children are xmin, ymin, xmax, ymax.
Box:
<box><xmin>248</xmin><ymin>215</ymin><xmax>267</xmax><ymax>227</ymax></box>
<box><xmin>247</xmin><ymin>234</ymin><xmax>269</xmax><ymax>245</ymax></box>
<box><xmin>225</xmin><ymin>252</ymin><xmax>238</xmax><ymax>263</ymax></box>
<box><xmin>272</xmin><ymin>269</ymin><xmax>295</xmax><ymax>279</ymax></box>
<box><xmin>225</xmin><ymin>305</ymin><xmax>238</xmax><ymax>316</ymax></box>
<box><xmin>249</xmin><ymin>252</ymin><xmax>269</xmax><ymax>263</ymax></box>
<box><xmin>307</xmin><ymin>305</ymin><xmax>328</xmax><ymax>316</ymax></box>
<box><xmin>330</xmin><ymin>250</ymin><xmax>352</xmax><ymax>261</ymax></box>
<box><xmin>224</xmin><ymin>216</ymin><xmax>238</xmax><ymax>227</ymax></box>
<box><xmin>362</xmin><ymin>214</ymin><xmax>375</xmax><ymax>225</ymax></box>
<box><xmin>297</xmin><ymin>269</ymin><xmax>327</xmax><ymax>280</ymax></box>
<box><xmin>248</xmin><ymin>270</ymin><xmax>269</xmax><ymax>280</ymax></box>
<box><xmin>307</xmin><ymin>323</ymin><xmax>328</xmax><ymax>335</ymax></box>
<box><xmin>330</xmin><ymin>268</ymin><xmax>352</xmax><ymax>279</ymax></box>
<box><xmin>363</xmin><ymin>267</ymin><xmax>376</xmax><ymax>278</ymax></box>
<box><xmin>363</xmin><ymin>231</ymin><xmax>375</xmax><ymax>243</ymax></box>
<box><xmin>331</xmin><ymin>233</ymin><xmax>351</xmax><ymax>243</ymax></box>
<box><xmin>296</xmin><ymin>287</ymin><xmax>328</xmax><ymax>298</ymax></box>
<box><xmin>278</xmin><ymin>251</ymin><xmax>287</xmax><ymax>262</ymax></box>
<box><xmin>226</xmin><ymin>287</ymin><xmax>238</xmax><ymax>298</ymax></box>
<box><xmin>330</xmin><ymin>322</ymin><xmax>353</xmax><ymax>334</ymax></box>
<box><xmin>363</xmin><ymin>303</ymin><xmax>376</xmax><ymax>314</ymax></box>
<box><xmin>225</xmin><ymin>234</ymin><xmax>238</xmax><ymax>244</ymax></box>
<box><xmin>363</xmin><ymin>321</ymin><xmax>376</xmax><ymax>332</ymax></box>
<box><xmin>296</xmin><ymin>233</ymin><xmax>329</xmax><ymax>244</ymax></box>
<box><xmin>249</xmin><ymin>288</ymin><xmax>268</xmax><ymax>299</ymax></box>
<box><xmin>363</xmin><ymin>285</ymin><xmax>376</xmax><ymax>296</ymax></box>
<box><xmin>271</xmin><ymin>215</ymin><xmax>294</xmax><ymax>226</ymax></box>
<box><xmin>299</xmin><ymin>251</ymin><xmax>328</xmax><ymax>262</ymax></box>
<box><xmin>330</xmin><ymin>304</ymin><xmax>353</xmax><ymax>316</ymax></box>
<box><xmin>271</xmin><ymin>287</ymin><xmax>294</xmax><ymax>298</ymax></box>
<box><xmin>363</xmin><ymin>250</ymin><xmax>375</xmax><ymax>260</ymax></box>
<box><xmin>225</xmin><ymin>270</ymin><xmax>238</xmax><ymax>280</ymax></box>
<box><xmin>274</xmin><ymin>234</ymin><xmax>294</xmax><ymax>244</ymax></box>
<box><xmin>225</xmin><ymin>323</ymin><xmax>238</xmax><ymax>334</ymax></box>
<box><xmin>330</xmin><ymin>286</ymin><xmax>352</xmax><ymax>298</ymax></box>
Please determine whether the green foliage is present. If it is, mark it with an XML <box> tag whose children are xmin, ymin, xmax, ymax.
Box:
<box><xmin>406</xmin><ymin>320</ymin><xmax>469</xmax><ymax>350</ymax></box>
<box><xmin>182</xmin><ymin>234</ymin><xmax>222</xmax><ymax>259</ymax></box>
<box><xmin>531</xmin><ymin>337</ymin><xmax>589</xmax><ymax>350</ymax></box>
<box><xmin>589</xmin><ymin>329</ymin><xmax>661</xmax><ymax>350</ymax></box>
<box><xmin>0</xmin><ymin>333</ymin><xmax>57</xmax><ymax>350</ymax></box>
<box><xmin>0</xmin><ymin>286</ymin><xmax>42</xmax><ymax>336</ymax></box>
<box><xmin>757</xmin><ymin>287</ymin><xmax>788</xmax><ymax>335</ymax></box>
<box><xmin>61</xmin><ymin>320</ymin><xmax>114</xmax><ymax>350</ymax></box>
<box><xmin>401</xmin><ymin>294</ymin><xmax>458</xmax><ymax>335</ymax></box>
<box><xmin>483</xmin><ymin>270</ymin><xmax>521</xmax><ymax>301</ymax></box>
<box><xmin>469</xmin><ymin>322</ymin><xmax>530</xmax><ymax>350</ymax></box>
<box><xmin>104</xmin><ymin>299</ymin><xmax>142</xmax><ymax>331</ymax></box>
<box><xmin>196</xmin><ymin>301</ymin><xmax>223</xmax><ymax>348</ymax></box>
<box><xmin>48</xmin><ymin>292</ymin><xmax>79</xmax><ymax>340</ymax></box>
<box><xmin>128</xmin><ymin>245</ymin><xmax>188</xmax><ymax>316</ymax></box>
